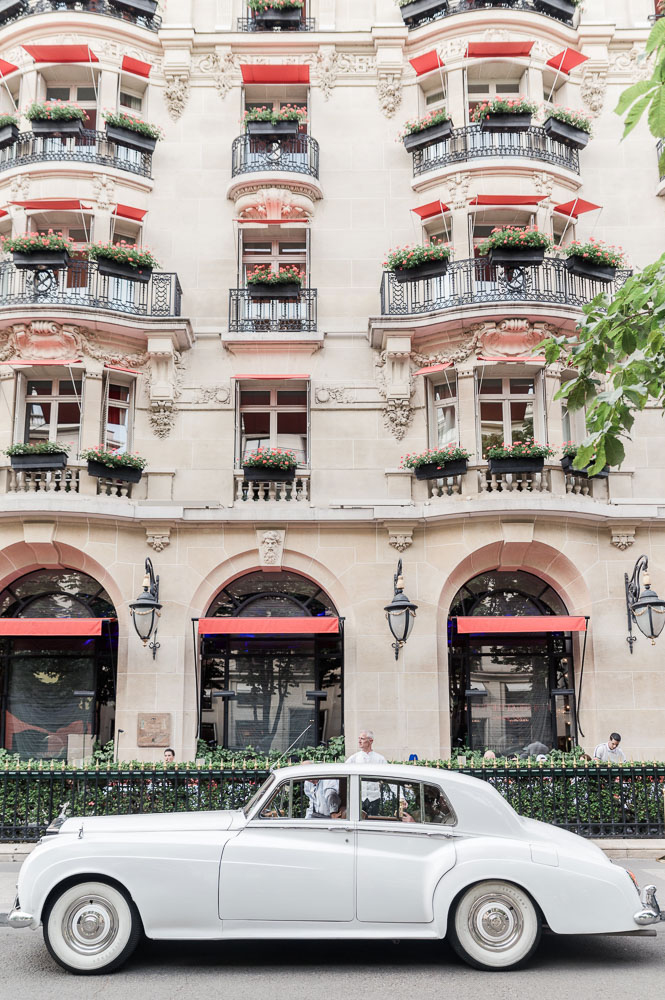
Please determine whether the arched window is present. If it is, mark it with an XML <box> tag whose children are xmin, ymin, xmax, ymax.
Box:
<box><xmin>449</xmin><ymin>571</ymin><xmax>576</xmax><ymax>754</ymax></box>
<box><xmin>201</xmin><ymin>571</ymin><xmax>342</xmax><ymax>753</ymax></box>
<box><xmin>0</xmin><ymin>570</ymin><xmax>117</xmax><ymax>760</ymax></box>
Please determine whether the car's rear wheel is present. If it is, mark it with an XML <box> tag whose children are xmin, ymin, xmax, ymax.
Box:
<box><xmin>43</xmin><ymin>880</ymin><xmax>141</xmax><ymax>975</ymax></box>
<box><xmin>448</xmin><ymin>880</ymin><xmax>541</xmax><ymax>971</ymax></box>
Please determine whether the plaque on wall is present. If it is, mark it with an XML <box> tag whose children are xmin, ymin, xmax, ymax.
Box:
<box><xmin>137</xmin><ymin>713</ymin><xmax>171</xmax><ymax>747</ymax></box>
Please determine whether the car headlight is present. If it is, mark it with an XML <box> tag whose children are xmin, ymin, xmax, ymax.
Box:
<box><xmin>626</xmin><ymin>869</ymin><xmax>640</xmax><ymax>894</ymax></box>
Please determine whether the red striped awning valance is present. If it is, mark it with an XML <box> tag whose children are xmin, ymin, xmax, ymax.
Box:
<box><xmin>240</xmin><ymin>64</ymin><xmax>309</xmax><ymax>84</ymax></box>
<box><xmin>546</xmin><ymin>49</ymin><xmax>588</xmax><ymax>76</ymax></box>
<box><xmin>409</xmin><ymin>50</ymin><xmax>444</xmax><ymax>76</ymax></box>
<box><xmin>199</xmin><ymin>617</ymin><xmax>339</xmax><ymax>635</ymax></box>
<box><xmin>455</xmin><ymin>616</ymin><xmax>587</xmax><ymax>634</ymax></box>
<box><xmin>122</xmin><ymin>55</ymin><xmax>151</xmax><ymax>78</ymax></box>
<box><xmin>413</xmin><ymin>362</ymin><xmax>452</xmax><ymax>375</ymax></box>
<box><xmin>0</xmin><ymin>619</ymin><xmax>109</xmax><ymax>636</ymax></box>
<box><xmin>22</xmin><ymin>44</ymin><xmax>98</xmax><ymax>63</ymax></box>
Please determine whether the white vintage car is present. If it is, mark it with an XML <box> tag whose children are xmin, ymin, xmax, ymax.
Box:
<box><xmin>8</xmin><ymin>762</ymin><xmax>664</xmax><ymax>974</ymax></box>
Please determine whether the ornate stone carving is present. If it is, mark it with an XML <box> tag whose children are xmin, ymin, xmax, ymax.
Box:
<box><xmin>382</xmin><ymin>398</ymin><xmax>413</xmax><ymax>440</ymax></box>
<box><xmin>610</xmin><ymin>45</ymin><xmax>654</xmax><ymax>82</ymax></box>
<box><xmin>610</xmin><ymin>528</ymin><xmax>635</xmax><ymax>551</ymax></box>
<box><xmin>312</xmin><ymin>48</ymin><xmax>339</xmax><ymax>100</ymax></box>
<box><xmin>257</xmin><ymin>528</ymin><xmax>285</xmax><ymax>570</ymax></box>
<box><xmin>472</xmin><ymin>318</ymin><xmax>556</xmax><ymax>358</ymax></box>
<box><xmin>92</xmin><ymin>174</ymin><xmax>116</xmax><ymax>210</ymax></box>
<box><xmin>198</xmin><ymin>52</ymin><xmax>239</xmax><ymax>100</ymax></box>
<box><xmin>164</xmin><ymin>74</ymin><xmax>190</xmax><ymax>121</ymax></box>
<box><xmin>442</xmin><ymin>172</ymin><xmax>471</xmax><ymax>210</ymax></box>
<box><xmin>197</xmin><ymin>385</ymin><xmax>231</xmax><ymax>404</ymax></box>
<box><xmin>532</xmin><ymin>172</ymin><xmax>555</xmax><ymax>205</ymax></box>
<box><xmin>581</xmin><ymin>67</ymin><xmax>608</xmax><ymax>120</ymax></box>
<box><xmin>149</xmin><ymin>400</ymin><xmax>175</xmax><ymax>438</ymax></box>
<box><xmin>377</xmin><ymin>73</ymin><xmax>402</xmax><ymax>118</ymax></box>
<box><xmin>388</xmin><ymin>529</ymin><xmax>413</xmax><ymax>553</ymax></box>
<box><xmin>235</xmin><ymin>187</ymin><xmax>315</xmax><ymax>222</ymax></box>
<box><xmin>146</xmin><ymin>528</ymin><xmax>171</xmax><ymax>552</ymax></box>
<box><xmin>9</xmin><ymin>174</ymin><xmax>29</xmax><ymax>200</ymax></box>
<box><xmin>0</xmin><ymin>321</ymin><xmax>150</xmax><ymax>368</ymax></box>
<box><xmin>314</xmin><ymin>385</ymin><xmax>354</xmax><ymax>404</ymax></box>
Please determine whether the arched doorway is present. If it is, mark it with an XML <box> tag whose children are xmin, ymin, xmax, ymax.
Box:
<box><xmin>0</xmin><ymin>569</ymin><xmax>118</xmax><ymax>760</ymax></box>
<box><xmin>200</xmin><ymin>570</ymin><xmax>343</xmax><ymax>753</ymax></box>
<box><xmin>448</xmin><ymin>570</ymin><xmax>578</xmax><ymax>754</ymax></box>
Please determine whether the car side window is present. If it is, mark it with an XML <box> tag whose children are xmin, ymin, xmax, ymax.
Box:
<box><xmin>259</xmin><ymin>778</ymin><xmax>348</xmax><ymax>820</ymax></box>
<box><xmin>360</xmin><ymin>778</ymin><xmax>455</xmax><ymax>826</ymax></box>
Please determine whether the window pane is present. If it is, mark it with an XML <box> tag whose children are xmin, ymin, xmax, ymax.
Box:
<box><xmin>478</xmin><ymin>378</ymin><xmax>502</xmax><ymax>395</ymax></box>
<box><xmin>119</xmin><ymin>92</ymin><xmax>142</xmax><ymax>111</ymax></box>
<box><xmin>240</xmin><ymin>390</ymin><xmax>271</xmax><ymax>406</ymax></box>
<box><xmin>509</xmin><ymin>379</ymin><xmax>534</xmax><ymax>395</ymax></box>
<box><xmin>510</xmin><ymin>400</ymin><xmax>534</xmax><ymax>443</ymax></box>
<box><xmin>58</xmin><ymin>380</ymin><xmax>82</xmax><ymax>396</ymax></box>
<box><xmin>106</xmin><ymin>389</ymin><xmax>128</xmax><ymax>450</ymax></box>
<box><xmin>277</xmin><ymin>390</ymin><xmax>307</xmax><ymax>406</ymax></box>
<box><xmin>242</xmin><ymin>411</ymin><xmax>270</xmax><ymax>434</ymax></box>
<box><xmin>26</xmin><ymin>381</ymin><xmax>52</xmax><ymax>397</ymax></box>
<box><xmin>46</xmin><ymin>87</ymin><xmax>70</xmax><ymax>101</ymax></box>
<box><xmin>420</xmin><ymin>784</ymin><xmax>454</xmax><ymax>825</ymax></box>
<box><xmin>497</xmin><ymin>82</ymin><xmax>521</xmax><ymax>94</ymax></box>
<box><xmin>243</xmin><ymin>242</ymin><xmax>272</xmax><ymax>255</ymax></box>
<box><xmin>480</xmin><ymin>401</ymin><xmax>504</xmax><ymax>453</ymax></box>
<box><xmin>425</xmin><ymin>90</ymin><xmax>445</xmax><ymax>105</ymax></box>
<box><xmin>109</xmin><ymin>384</ymin><xmax>130</xmax><ymax>403</ymax></box>
<box><xmin>25</xmin><ymin>402</ymin><xmax>51</xmax><ymax>442</ymax></box>
<box><xmin>436</xmin><ymin>404</ymin><xmax>457</xmax><ymax>448</ymax></box>
<box><xmin>467</xmin><ymin>84</ymin><xmax>490</xmax><ymax>94</ymax></box>
<box><xmin>361</xmin><ymin>779</ymin><xmax>418</xmax><ymax>821</ymax></box>
<box><xmin>434</xmin><ymin>379</ymin><xmax>456</xmax><ymax>402</ymax></box>
<box><xmin>55</xmin><ymin>402</ymin><xmax>81</xmax><ymax>442</ymax></box>
<box><xmin>76</xmin><ymin>87</ymin><xmax>96</xmax><ymax>102</ymax></box>
<box><xmin>279</xmin><ymin>243</ymin><xmax>307</xmax><ymax>255</ymax></box>
<box><xmin>562</xmin><ymin>404</ymin><xmax>571</xmax><ymax>443</ymax></box>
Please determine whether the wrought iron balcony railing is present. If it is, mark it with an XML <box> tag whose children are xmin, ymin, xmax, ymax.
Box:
<box><xmin>380</xmin><ymin>258</ymin><xmax>630</xmax><ymax>316</ymax></box>
<box><xmin>0</xmin><ymin>0</ymin><xmax>161</xmax><ymax>31</ymax></box>
<box><xmin>413</xmin><ymin>124</ymin><xmax>580</xmax><ymax>177</ymax></box>
<box><xmin>0</xmin><ymin>129</ymin><xmax>152</xmax><ymax>179</ymax></box>
<box><xmin>231</xmin><ymin>134</ymin><xmax>320</xmax><ymax>180</ymax></box>
<box><xmin>0</xmin><ymin>259</ymin><xmax>182</xmax><ymax>317</ymax></box>
<box><xmin>237</xmin><ymin>16</ymin><xmax>316</xmax><ymax>31</ymax></box>
<box><xmin>404</xmin><ymin>0</ymin><xmax>576</xmax><ymax>30</ymax></box>
<box><xmin>229</xmin><ymin>288</ymin><xmax>317</xmax><ymax>333</ymax></box>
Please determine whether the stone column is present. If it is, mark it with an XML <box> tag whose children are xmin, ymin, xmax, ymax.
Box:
<box><xmin>446</xmin><ymin>67</ymin><xmax>466</xmax><ymax>129</ymax></box>
<box><xmin>80</xmin><ymin>370</ymin><xmax>104</xmax><ymax>450</ymax></box>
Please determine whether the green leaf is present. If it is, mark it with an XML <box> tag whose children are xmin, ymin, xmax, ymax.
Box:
<box><xmin>645</xmin><ymin>17</ymin><xmax>665</xmax><ymax>55</ymax></box>
<box><xmin>648</xmin><ymin>85</ymin><xmax>665</xmax><ymax>137</ymax></box>
<box><xmin>604</xmin><ymin>436</ymin><xmax>625</xmax><ymax>468</ymax></box>
<box><xmin>614</xmin><ymin>79</ymin><xmax>657</xmax><ymax>115</ymax></box>
<box><xmin>622</xmin><ymin>94</ymin><xmax>654</xmax><ymax>138</ymax></box>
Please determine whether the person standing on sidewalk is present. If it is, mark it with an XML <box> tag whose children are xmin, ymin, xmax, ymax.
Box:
<box><xmin>594</xmin><ymin>733</ymin><xmax>627</xmax><ymax>763</ymax></box>
<box><xmin>346</xmin><ymin>730</ymin><xmax>386</xmax><ymax>815</ymax></box>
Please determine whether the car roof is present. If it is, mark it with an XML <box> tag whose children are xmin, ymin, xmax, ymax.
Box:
<box><xmin>270</xmin><ymin>761</ymin><xmax>485</xmax><ymax>785</ymax></box>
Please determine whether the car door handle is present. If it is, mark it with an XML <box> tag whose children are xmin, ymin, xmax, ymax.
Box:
<box><xmin>326</xmin><ymin>825</ymin><xmax>354</xmax><ymax>832</ymax></box>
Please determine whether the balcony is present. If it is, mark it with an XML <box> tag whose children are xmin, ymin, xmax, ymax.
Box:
<box><xmin>233</xmin><ymin>470</ymin><xmax>311</xmax><ymax>503</ymax></box>
<box><xmin>420</xmin><ymin>463</ymin><xmax>610</xmax><ymax>502</ymax></box>
<box><xmin>237</xmin><ymin>15</ymin><xmax>315</xmax><ymax>31</ymax></box>
<box><xmin>0</xmin><ymin>0</ymin><xmax>161</xmax><ymax>31</ymax></box>
<box><xmin>0</xmin><ymin>259</ymin><xmax>182</xmax><ymax>317</ymax></box>
<box><xmin>380</xmin><ymin>258</ymin><xmax>630</xmax><ymax>318</ymax></box>
<box><xmin>231</xmin><ymin>134</ymin><xmax>319</xmax><ymax>180</ymax></box>
<box><xmin>0</xmin><ymin>130</ymin><xmax>152</xmax><ymax>179</ymax></box>
<box><xmin>412</xmin><ymin>125</ymin><xmax>580</xmax><ymax>179</ymax></box>
<box><xmin>403</xmin><ymin>0</ymin><xmax>576</xmax><ymax>30</ymax></box>
<box><xmin>228</xmin><ymin>287</ymin><xmax>317</xmax><ymax>334</ymax></box>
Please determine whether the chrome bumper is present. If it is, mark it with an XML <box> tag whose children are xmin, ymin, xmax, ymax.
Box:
<box><xmin>634</xmin><ymin>885</ymin><xmax>665</xmax><ymax>926</ymax></box>
<box><xmin>7</xmin><ymin>896</ymin><xmax>37</xmax><ymax>929</ymax></box>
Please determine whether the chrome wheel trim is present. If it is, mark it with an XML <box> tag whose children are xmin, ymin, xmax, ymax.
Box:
<box><xmin>61</xmin><ymin>894</ymin><xmax>119</xmax><ymax>956</ymax></box>
<box><xmin>467</xmin><ymin>892</ymin><xmax>524</xmax><ymax>952</ymax></box>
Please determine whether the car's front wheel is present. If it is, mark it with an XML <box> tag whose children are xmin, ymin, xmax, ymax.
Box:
<box><xmin>43</xmin><ymin>880</ymin><xmax>142</xmax><ymax>975</ymax></box>
<box><xmin>448</xmin><ymin>880</ymin><xmax>541</xmax><ymax>971</ymax></box>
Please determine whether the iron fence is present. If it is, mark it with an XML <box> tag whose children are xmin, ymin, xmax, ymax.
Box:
<box><xmin>403</xmin><ymin>0</ymin><xmax>575</xmax><ymax>30</ymax></box>
<box><xmin>0</xmin><ymin>129</ymin><xmax>152</xmax><ymax>179</ymax></box>
<box><xmin>0</xmin><ymin>0</ymin><xmax>161</xmax><ymax>30</ymax></box>
<box><xmin>0</xmin><ymin>260</ymin><xmax>182</xmax><ymax>317</ymax></box>
<box><xmin>231</xmin><ymin>133</ymin><xmax>320</xmax><ymax>180</ymax></box>
<box><xmin>380</xmin><ymin>258</ymin><xmax>631</xmax><ymax>316</ymax></box>
<box><xmin>229</xmin><ymin>287</ymin><xmax>318</xmax><ymax>333</ymax></box>
<box><xmin>412</xmin><ymin>125</ymin><xmax>580</xmax><ymax>177</ymax></box>
<box><xmin>237</xmin><ymin>16</ymin><xmax>316</xmax><ymax>31</ymax></box>
<box><xmin>1</xmin><ymin>762</ymin><xmax>663</xmax><ymax>842</ymax></box>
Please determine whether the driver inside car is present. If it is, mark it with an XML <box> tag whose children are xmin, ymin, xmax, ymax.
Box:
<box><xmin>304</xmin><ymin>778</ymin><xmax>341</xmax><ymax>819</ymax></box>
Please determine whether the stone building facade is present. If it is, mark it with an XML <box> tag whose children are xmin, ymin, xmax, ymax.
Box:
<box><xmin>0</xmin><ymin>0</ymin><xmax>663</xmax><ymax>762</ymax></box>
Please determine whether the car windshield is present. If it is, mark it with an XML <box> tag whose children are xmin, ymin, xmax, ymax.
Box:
<box><xmin>242</xmin><ymin>773</ymin><xmax>276</xmax><ymax>817</ymax></box>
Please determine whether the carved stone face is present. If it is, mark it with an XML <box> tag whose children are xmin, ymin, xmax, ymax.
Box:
<box><xmin>262</xmin><ymin>531</ymin><xmax>282</xmax><ymax>564</ymax></box>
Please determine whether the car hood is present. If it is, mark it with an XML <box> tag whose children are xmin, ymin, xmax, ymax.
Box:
<box><xmin>56</xmin><ymin>809</ymin><xmax>241</xmax><ymax>837</ymax></box>
<box><xmin>520</xmin><ymin>816</ymin><xmax>609</xmax><ymax>862</ymax></box>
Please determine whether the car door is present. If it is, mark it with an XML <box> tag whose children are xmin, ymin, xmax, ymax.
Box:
<box><xmin>355</xmin><ymin>776</ymin><xmax>457</xmax><ymax>923</ymax></box>
<box><xmin>219</xmin><ymin>775</ymin><xmax>355</xmax><ymax>921</ymax></box>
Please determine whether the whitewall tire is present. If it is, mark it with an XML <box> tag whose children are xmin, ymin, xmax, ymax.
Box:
<box><xmin>43</xmin><ymin>880</ymin><xmax>141</xmax><ymax>975</ymax></box>
<box><xmin>448</xmin><ymin>880</ymin><xmax>541</xmax><ymax>971</ymax></box>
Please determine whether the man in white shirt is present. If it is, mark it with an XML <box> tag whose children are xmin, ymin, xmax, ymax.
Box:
<box><xmin>594</xmin><ymin>732</ymin><xmax>627</xmax><ymax>763</ymax></box>
<box><xmin>346</xmin><ymin>730</ymin><xmax>386</xmax><ymax>816</ymax></box>
<box><xmin>304</xmin><ymin>779</ymin><xmax>340</xmax><ymax>819</ymax></box>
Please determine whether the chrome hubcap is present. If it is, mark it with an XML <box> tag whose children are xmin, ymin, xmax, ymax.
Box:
<box><xmin>468</xmin><ymin>893</ymin><xmax>523</xmax><ymax>951</ymax></box>
<box><xmin>62</xmin><ymin>894</ymin><xmax>119</xmax><ymax>955</ymax></box>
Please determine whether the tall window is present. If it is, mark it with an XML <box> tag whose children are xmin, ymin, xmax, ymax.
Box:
<box><xmin>429</xmin><ymin>374</ymin><xmax>458</xmax><ymax>448</ymax></box>
<box><xmin>21</xmin><ymin>376</ymin><xmax>82</xmax><ymax>448</ymax></box>
<box><xmin>45</xmin><ymin>84</ymin><xmax>97</xmax><ymax>130</ymax></box>
<box><xmin>477</xmin><ymin>374</ymin><xmax>545</xmax><ymax>456</ymax></box>
<box><xmin>466</xmin><ymin>80</ymin><xmax>523</xmax><ymax>123</ymax></box>
<box><xmin>245</xmin><ymin>97</ymin><xmax>308</xmax><ymax>132</ymax></box>
<box><xmin>103</xmin><ymin>380</ymin><xmax>133</xmax><ymax>451</ymax></box>
<box><xmin>242</xmin><ymin>237</ymin><xmax>307</xmax><ymax>284</ymax></box>
<box><xmin>237</xmin><ymin>383</ymin><xmax>308</xmax><ymax>465</ymax></box>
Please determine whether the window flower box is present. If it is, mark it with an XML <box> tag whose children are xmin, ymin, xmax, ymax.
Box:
<box><xmin>487</xmin><ymin>441</ymin><xmax>555</xmax><ymax>475</ymax></box>
<box><xmin>81</xmin><ymin>448</ymin><xmax>146</xmax><ymax>484</ymax></box>
<box><xmin>12</xmin><ymin>250</ymin><xmax>71</xmax><ymax>270</ymax></box>
<box><xmin>243</xmin><ymin>447</ymin><xmax>298</xmax><ymax>482</ymax></box>
<box><xmin>7</xmin><ymin>447</ymin><xmax>69</xmax><ymax>471</ymax></box>
<box><xmin>472</xmin><ymin>99</ymin><xmax>537</xmax><ymax>134</ymax></box>
<box><xmin>480</xmin><ymin>113</ymin><xmax>532</xmax><ymax>133</ymax></box>
<box><xmin>414</xmin><ymin>458</ymin><xmax>468</xmax><ymax>480</ymax></box>
<box><xmin>478</xmin><ymin>227</ymin><xmax>553</xmax><ymax>269</ymax></box>
<box><xmin>88</xmin><ymin>242</ymin><xmax>158</xmax><ymax>284</ymax></box>
<box><xmin>3</xmin><ymin>232</ymin><xmax>74</xmax><ymax>271</ymax></box>
<box><xmin>401</xmin><ymin>112</ymin><xmax>453</xmax><ymax>153</ymax></box>
<box><xmin>0</xmin><ymin>123</ymin><xmax>19</xmax><ymax>150</ymax></box>
<box><xmin>565</xmin><ymin>257</ymin><xmax>617</xmax><ymax>283</ymax></box>
<box><xmin>401</xmin><ymin>446</ymin><xmax>470</xmax><ymax>480</ymax></box>
<box><xmin>562</xmin><ymin>240</ymin><xmax>625</xmax><ymax>284</ymax></box>
<box><xmin>31</xmin><ymin>117</ymin><xmax>84</xmax><ymax>139</ymax></box>
<box><xmin>385</xmin><ymin>241</ymin><xmax>450</xmax><ymax>283</ymax></box>
<box><xmin>243</xmin><ymin>465</ymin><xmax>296</xmax><ymax>483</ymax></box>
<box><xmin>253</xmin><ymin>7</ymin><xmax>303</xmax><ymax>29</ymax></box>
<box><xmin>488</xmin><ymin>247</ymin><xmax>546</xmax><ymax>268</ymax></box>
<box><xmin>543</xmin><ymin>116</ymin><xmax>590</xmax><ymax>150</ymax></box>
<box><xmin>561</xmin><ymin>455</ymin><xmax>609</xmax><ymax>479</ymax></box>
<box><xmin>489</xmin><ymin>457</ymin><xmax>545</xmax><ymax>475</ymax></box>
<box><xmin>97</xmin><ymin>258</ymin><xmax>153</xmax><ymax>283</ymax></box>
<box><xmin>393</xmin><ymin>259</ymin><xmax>449</xmax><ymax>282</ymax></box>
<box><xmin>246</xmin><ymin>120</ymin><xmax>300</xmax><ymax>140</ymax></box>
<box><xmin>398</xmin><ymin>0</ymin><xmax>448</xmax><ymax>26</ymax></box>
<box><xmin>86</xmin><ymin>459</ymin><xmax>143</xmax><ymax>484</ymax></box>
<box><xmin>533</xmin><ymin>0</ymin><xmax>577</xmax><ymax>21</ymax></box>
<box><xmin>248</xmin><ymin>282</ymin><xmax>301</xmax><ymax>300</ymax></box>
<box><xmin>25</xmin><ymin>101</ymin><xmax>87</xmax><ymax>139</ymax></box>
<box><xmin>105</xmin><ymin>124</ymin><xmax>157</xmax><ymax>154</ymax></box>
<box><xmin>108</xmin><ymin>0</ymin><xmax>158</xmax><ymax>15</ymax></box>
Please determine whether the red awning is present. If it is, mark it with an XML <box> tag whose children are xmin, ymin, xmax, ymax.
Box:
<box><xmin>414</xmin><ymin>362</ymin><xmax>452</xmax><ymax>375</ymax></box>
<box><xmin>409</xmin><ymin>50</ymin><xmax>444</xmax><ymax>76</ymax></box>
<box><xmin>478</xmin><ymin>355</ymin><xmax>546</xmax><ymax>362</ymax></box>
<box><xmin>466</xmin><ymin>42</ymin><xmax>534</xmax><ymax>58</ymax></box>
<box><xmin>198</xmin><ymin>617</ymin><xmax>339</xmax><ymax>635</ymax></box>
<box><xmin>114</xmin><ymin>204</ymin><xmax>147</xmax><ymax>221</ymax></box>
<box><xmin>412</xmin><ymin>200</ymin><xmax>450</xmax><ymax>219</ymax></box>
<box><xmin>554</xmin><ymin>199</ymin><xmax>601</xmax><ymax>218</ymax></box>
<box><xmin>241</xmin><ymin>64</ymin><xmax>309</xmax><ymax>84</ymax></box>
<box><xmin>10</xmin><ymin>199</ymin><xmax>92</xmax><ymax>211</ymax></box>
<box><xmin>0</xmin><ymin>359</ymin><xmax>81</xmax><ymax>365</ymax></box>
<box><xmin>0</xmin><ymin>619</ymin><xmax>108</xmax><ymax>636</ymax></box>
<box><xmin>0</xmin><ymin>209</ymin><xmax>8</xmax><ymax>218</ymax></box>
<box><xmin>105</xmin><ymin>364</ymin><xmax>143</xmax><ymax>374</ymax></box>
<box><xmin>456</xmin><ymin>616</ymin><xmax>587</xmax><ymax>634</ymax></box>
<box><xmin>0</xmin><ymin>59</ymin><xmax>18</xmax><ymax>77</ymax></box>
<box><xmin>233</xmin><ymin>373</ymin><xmax>309</xmax><ymax>379</ymax></box>
<box><xmin>122</xmin><ymin>55</ymin><xmax>151</xmax><ymax>78</ymax></box>
<box><xmin>470</xmin><ymin>195</ymin><xmax>546</xmax><ymax>206</ymax></box>
<box><xmin>22</xmin><ymin>44</ymin><xmax>98</xmax><ymax>63</ymax></box>
<box><xmin>546</xmin><ymin>48</ymin><xmax>588</xmax><ymax>76</ymax></box>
